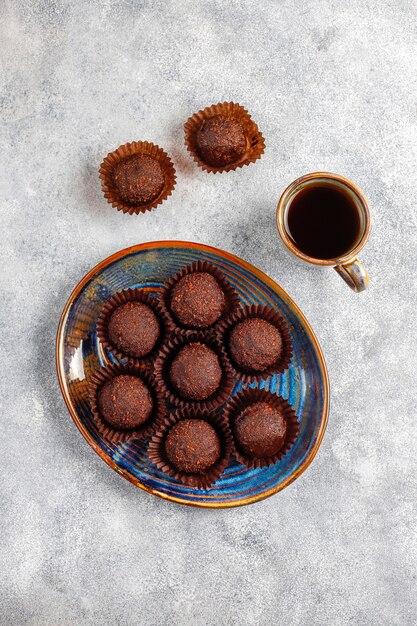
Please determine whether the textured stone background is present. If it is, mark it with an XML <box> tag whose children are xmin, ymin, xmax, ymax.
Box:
<box><xmin>1</xmin><ymin>1</ymin><xmax>417</xmax><ymax>624</ymax></box>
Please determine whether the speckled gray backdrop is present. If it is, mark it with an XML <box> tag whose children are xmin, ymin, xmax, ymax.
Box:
<box><xmin>1</xmin><ymin>1</ymin><xmax>416</xmax><ymax>624</ymax></box>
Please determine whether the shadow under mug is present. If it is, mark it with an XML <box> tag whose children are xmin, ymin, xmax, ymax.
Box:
<box><xmin>276</xmin><ymin>172</ymin><xmax>371</xmax><ymax>292</ymax></box>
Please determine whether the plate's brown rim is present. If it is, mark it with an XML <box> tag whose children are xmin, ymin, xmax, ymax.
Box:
<box><xmin>56</xmin><ymin>240</ymin><xmax>330</xmax><ymax>508</ymax></box>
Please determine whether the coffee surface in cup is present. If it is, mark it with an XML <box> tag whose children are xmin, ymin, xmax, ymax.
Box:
<box><xmin>286</xmin><ymin>184</ymin><xmax>361</xmax><ymax>260</ymax></box>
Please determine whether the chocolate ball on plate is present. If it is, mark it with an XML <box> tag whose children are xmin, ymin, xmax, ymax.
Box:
<box><xmin>98</xmin><ymin>374</ymin><xmax>153</xmax><ymax>430</ymax></box>
<box><xmin>229</xmin><ymin>318</ymin><xmax>283</xmax><ymax>372</ymax></box>
<box><xmin>170</xmin><ymin>272</ymin><xmax>225</xmax><ymax>328</ymax></box>
<box><xmin>170</xmin><ymin>342</ymin><xmax>222</xmax><ymax>401</ymax></box>
<box><xmin>107</xmin><ymin>301</ymin><xmax>160</xmax><ymax>358</ymax></box>
<box><xmin>165</xmin><ymin>419</ymin><xmax>221</xmax><ymax>473</ymax></box>
<box><xmin>234</xmin><ymin>401</ymin><xmax>287</xmax><ymax>458</ymax></box>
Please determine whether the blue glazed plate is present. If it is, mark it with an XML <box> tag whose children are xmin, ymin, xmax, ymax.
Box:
<box><xmin>56</xmin><ymin>241</ymin><xmax>329</xmax><ymax>507</ymax></box>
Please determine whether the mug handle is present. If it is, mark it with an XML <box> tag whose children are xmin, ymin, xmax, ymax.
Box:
<box><xmin>334</xmin><ymin>259</ymin><xmax>369</xmax><ymax>292</ymax></box>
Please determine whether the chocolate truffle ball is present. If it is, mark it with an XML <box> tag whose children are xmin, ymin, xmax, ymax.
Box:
<box><xmin>112</xmin><ymin>154</ymin><xmax>165</xmax><ymax>205</ymax></box>
<box><xmin>107</xmin><ymin>301</ymin><xmax>160</xmax><ymax>358</ymax></box>
<box><xmin>234</xmin><ymin>402</ymin><xmax>287</xmax><ymax>458</ymax></box>
<box><xmin>196</xmin><ymin>115</ymin><xmax>247</xmax><ymax>167</ymax></box>
<box><xmin>170</xmin><ymin>272</ymin><xmax>225</xmax><ymax>328</ymax></box>
<box><xmin>229</xmin><ymin>318</ymin><xmax>283</xmax><ymax>372</ymax></box>
<box><xmin>170</xmin><ymin>343</ymin><xmax>222</xmax><ymax>401</ymax></box>
<box><xmin>98</xmin><ymin>375</ymin><xmax>153</xmax><ymax>430</ymax></box>
<box><xmin>165</xmin><ymin>419</ymin><xmax>221</xmax><ymax>473</ymax></box>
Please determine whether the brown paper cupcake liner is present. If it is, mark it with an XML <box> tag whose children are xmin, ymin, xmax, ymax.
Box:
<box><xmin>224</xmin><ymin>388</ymin><xmax>300</xmax><ymax>469</ymax></box>
<box><xmin>153</xmin><ymin>332</ymin><xmax>235</xmax><ymax>412</ymax></box>
<box><xmin>99</xmin><ymin>140</ymin><xmax>176</xmax><ymax>214</ymax></box>
<box><xmin>184</xmin><ymin>102</ymin><xmax>265</xmax><ymax>173</ymax></box>
<box><xmin>158</xmin><ymin>260</ymin><xmax>241</xmax><ymax>335</ymax></box>
<box><xmin>148</xmin><ymin>407</ymin><xmax>233</xmax><ymax>489</ymax></box>
<box><xmin>88</xmin><ymin>363</ymin><xmax>165</xmax><ymax>444</ymax></box>
<box><xmin>96</xmin><ymin>288</ymin><xmax>166</xmax><ymax>368</ymax></box>
<box><xmin>217</xmin><ymin>304</ymin><xmax>293</xmax><ymax>382</ymax></box>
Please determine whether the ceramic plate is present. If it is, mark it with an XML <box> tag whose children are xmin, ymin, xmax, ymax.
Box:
<box><xmin>56</xmin><ymin>241</ymin><xmax>329</xmax><ymax>507</ymax></box>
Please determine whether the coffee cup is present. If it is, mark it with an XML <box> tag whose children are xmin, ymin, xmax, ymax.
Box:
<box><xmin>276</xmin><ymin>172</ymin><xmax>371</xmax><ymax>292</ymax></box>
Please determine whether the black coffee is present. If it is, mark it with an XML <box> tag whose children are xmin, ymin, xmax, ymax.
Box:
<box><xmin>286</xmin><ymin>184</ymin><xmax>361</xmax><ymax>260</ymax></box>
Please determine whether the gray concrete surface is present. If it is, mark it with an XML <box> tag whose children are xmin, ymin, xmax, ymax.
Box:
<box><xmin>1</xmin><ymin>1</ymin><xmax>417</xmax><ymax>624</ymax></box>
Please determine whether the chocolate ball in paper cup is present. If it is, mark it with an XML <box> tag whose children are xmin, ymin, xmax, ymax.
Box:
<box><xmin>217</xmin><ymin>304</ymin><xmax>293</xmax><ymax>382</ymax></box>
<box><xmin>148</xmin><ymin>407</ymin><xmax>233</xmax><ymax>489</ymax></box>
<box><xmin>224</xmin><ymin>388</ymin><xmax>300</xmax><ymax>469</ymax></box>
<box><xmin>154</xmin><ymin>333</ymin><xmax>235</xmax><ymax>412</ymax></box>
<box><xmin>99</xmin><ymin>140</ymin><xmax>176</xmax><ymax>214</ymax></box>
<box><xmin>159</xmin><ymin>260</ymin><xmax>241</xmax><ymax>334</ymax></box>
<box><xmin>96</xmin><ymin>288</ymin><xmax>167</xmax><ymax>368</ymax></box>
<box><xmin>184</xmin><ymin>101</ymin><xmax>265</xmax><ymax>173</ymax></box>
<box><xmin>88</xmin><ymin>364</ymin><xmax>165</xmax><ymax>444</ymax></box>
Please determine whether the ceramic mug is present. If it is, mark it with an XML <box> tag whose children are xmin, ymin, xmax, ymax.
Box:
<box><xmin>276</xmin><ymin>172</ymin><xmax>371</xmax><ymax>292</ymax></box>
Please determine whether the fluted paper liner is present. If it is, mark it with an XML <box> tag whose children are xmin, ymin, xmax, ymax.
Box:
<box><xmin>148</xmin><ymin>407</ymin><xmax>233</xmax><ymax>489</ymax></box>
<box><xmin>99</xmin><ymin>141</ymin><xmax>176</xmax><ymax>214</ymax></box>
<box><xmin>217</xmin><ymin>304</ymin><xmax>293</xmax><ymax>382</ymax></box>
<box><xmin>159</xmin><ymin>260</ymin><xmax>241</xmax><ymax>335</ymax></box>
<box><xmin>96</xmin><ymin>288</ymin><xmax>166</xmax><ymax>368</ymax></box>
<box><xmin>224</xmin><ymin>388</ymin><xmax>300</xmax><ymax>469</ymax></box>
<box><xmin>88</xmin><ymin>364</ymin><xmax>165</xmax><ymax>444</ymax></box>
<box><xmin>154</xmin><ymin>332</ymin><xmax>235</xmax><ymax>411</ymax></box>
<box><xmin>184</xmin><ymin>102</ymin><xmax>265</xmax><ymax>173</ymax></box>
